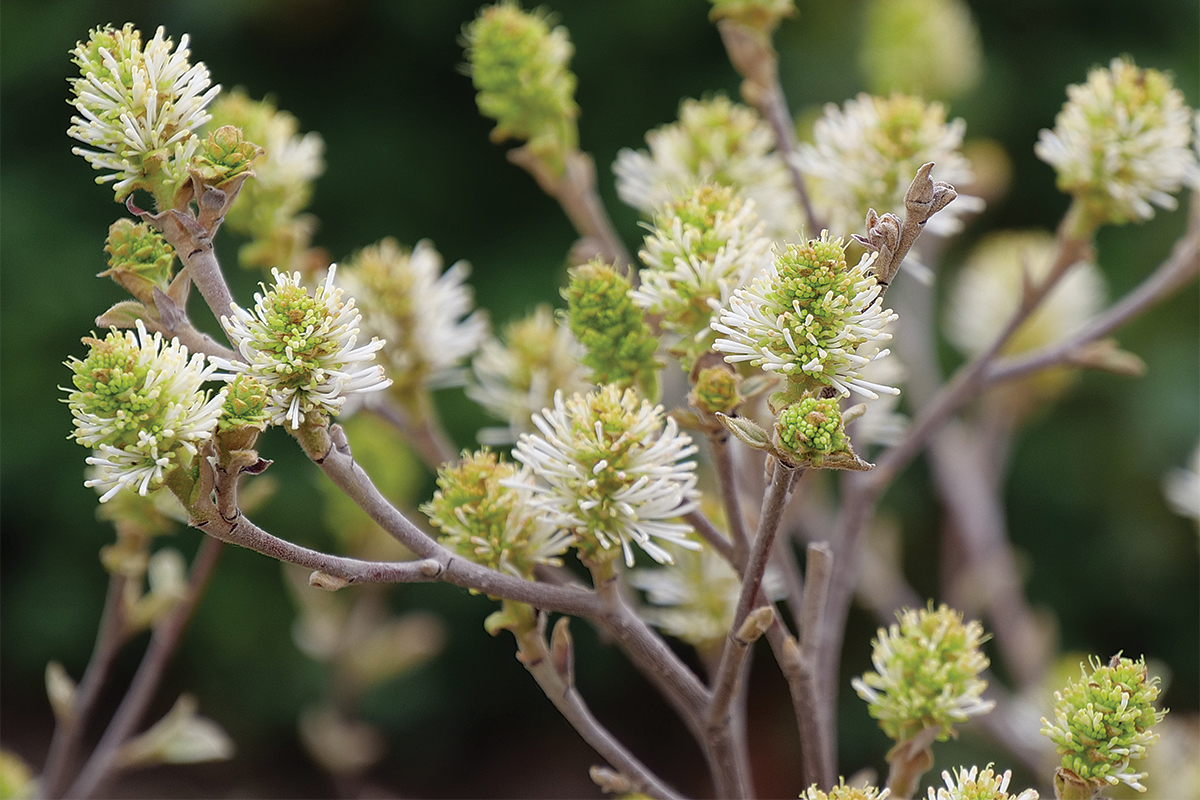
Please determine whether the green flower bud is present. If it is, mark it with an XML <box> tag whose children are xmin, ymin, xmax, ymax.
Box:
<box><xmin>100</xmin><ymin>219</ymin><xmax>177</xmax><ymax>304</ymax></box>
<box><xmin>564</xmin><ymin>259</ymin><xmax>661</xmax><ymax>397</ymax></box>
<box><xmin>463</xmin><ymin>1</ymin><xmax>579</xmax><ymax>175</ymax></box>
<box><xmin>217</xmin><ymin>374</ymin><xmax>271</xmax><ymax>435</ymax></box>
<box><xmin>852</xmin><ymin>602</ymin><xmax>995</xmax><ymax>745</ymax></box>
<box><xmin>801</xmin><ymin>778</ymin><xmax>890</xmax><ymax>800</ymax></box>
<box><xmin>775</xmin><ymin>395</ymin><xmax>847</xmax><ymax>465</ymax></box>
<box><xmin>422</xmin><ymin>449</ymin><xmax>571</xmax><ymax>581</ymax></box>
<box><xmin>1041</xmin><ymin>655</ymin><xmax>1167</xmax><ymax>795</ymax></box>
<box><xmin>190</xmin><ymin>125</ymin><xmax>263</xmax><ymax>187</ymax></box>
<box><xmin>690</xmin><ymin>365</ymin><xmax>743</xmax><ymax>416</ymax></box>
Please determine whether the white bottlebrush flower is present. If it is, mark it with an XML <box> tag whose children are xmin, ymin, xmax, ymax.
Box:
<box><xmin>512</xmin><ymin>386</ymin><xmax>700</xmax><ymax>567</ymax></box>
<box><xmin>1035</xmin><ymin>57</ymin><xmax>1198</xmax><ymax>226</ymax></box>
<box><xmin>927</xmin><ymin>765</ymin><xmax>1039</xmax><ymax>800</ymax></box>
<box><xmin>614</xmin><ymin>95</ymin><xmax>802</xmax><ymax>237</ymax></box>
<box><xmin>796</xmin><ymin>93</ymin><xmax>983</xmax><ymax>238</ymax></box>
<box><xmin>423</xmin><ymin>450</ymin><xmax>574</xmax><ymax>580</ymax></box>
<box><xmin>947</xmin><ymin>230</ymin><xmax>1106</xmax><ymax>401</ymax></box>
<box><xmin>468</xmin><ymin>305</ymin><xmax>589</xmax><ymax>445</ymax></box>
<box><xmin>712</xmin><ymin>232</ymin><xmax>900</xmax><ymax>400</ymax></box>
<box><xmin>213</xmin><ymin>268</ymin><xmax>391</xmax><ymax>429</ymax></box>
<box><xmin>1163</xmin><ymin>441</ymin><xmax>1200</xmax><ymax>526</ymax></box>
<box><xmin>336</xmin><ymin>238</ymin><xmax>488</xmax><ymax>407</ymax></box>
<box><xmin>67</xmin><ymin>24</ymin><xmax>220</xmax><ymax>200</ymax></box>
<box><xmin>633</xmin><ymin>184</ymin><xmax>774</xmax><ymax>360</ymax></box>
<box><xmin>65</xmin><ymin>321</ymin><xmax>225</xmax><ymax>502</ymax></box>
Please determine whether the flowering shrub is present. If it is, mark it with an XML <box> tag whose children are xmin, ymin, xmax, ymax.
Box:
<box><xmin>4</xmin><ymin>2</ymin><xmax>1195</xmax><ymax>799</ymax></box>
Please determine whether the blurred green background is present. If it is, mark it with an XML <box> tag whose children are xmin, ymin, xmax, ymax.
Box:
<box><xmin>2</xmin><ymin>0</ymin><xmax>1197</xmax><ymax>797</ymax></box>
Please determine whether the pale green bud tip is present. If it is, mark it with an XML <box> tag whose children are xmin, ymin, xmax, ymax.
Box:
<box><xmin>708</xmin><ymin>0</ymin><xmax>796</xmax><ymax>30</ymax></box>
<box><xmin>102</xmin><ymin>218</ymin><xmax>176</xmax><ymax>287</ymax></box>
<box><xmin>218</xmin><ymin>374</ymin><xmax>270</xmax><ymax>432</ymax></box>
<box><xmin>421</xmin><ymin>449</ymin><xmax>572</xmax><ymax>579</ymax></box>
<box><xmin>776</xmin><ymin>396</ymin><xmax>847</xmax><ymax>461</ymax></box>
<box><xmin>852</xmin><ymin>602</ymin><xmax>994</xmax><ymax>743</ymax></box>
<box><xmin>564</xmin><ymin>259</ymin><xmax>661</xmax><ymax>392</ymax></box>
<box><xmin>1036</xmin><ymin>57</ymin><xmax>1198</xmax><ymax>227</ymax></box>
<box><xmin>1040</xmin><ymin>654</ymin><xmax>1167</xmax><ymax>793</ymax></box>
<box><xmin>191</xmin><ymin>125</ymin><xmax>263</xmax><ymax>186</ymax></box>
<box><xmin>691</xmin><ymin>366</ymin><xmax>741</xmax><ymax>415</ymax></box>
<box><xmin>464</xmin><ymin>1</ymin><xmax>579</xmax><ymax>172</ymax></box>
<box><xmin>802</xmin><ymin>777</ymin><xmax>890</xmax><ymax>800</ymax></box>
<box><xmin>0</xmin><ymin>749</ymin><xmax>36</xmax><ymax>800</ymax></box>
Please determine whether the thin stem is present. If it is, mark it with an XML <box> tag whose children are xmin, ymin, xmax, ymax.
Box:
<box><xmin>40</xmin><ymin>574</ymin><xmax>131</xmax><ymax>799</ymax></box>
<box><xmin>758</xmin><ymin>81</ymin><xmax>820</xmax><ymax>233</ymax></box>
<box><xmin>66</xmin><ymin>536</ymin><xmax>224</xmax><ymax>799</ymax></box>
<box><xmin>709</xmin><ymin>433</ymin><xmax>752</xmax><ymax>565</ymax></box>
<box><xmin>683</xmin><ymin>509</ymin><xmax>736</xmax><ymax>565</ymax></box>
<box><xmin>508</xmin><ymin>147</ymin><xmax>634</xmax><ymax>273</ymax></box>
<box><xmin>513</xmin><ymin>613</ymin><xmax>684</xmax><ymax>800</ymax></box>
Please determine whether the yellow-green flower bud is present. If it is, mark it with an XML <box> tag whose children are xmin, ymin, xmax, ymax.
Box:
<box><xmin>217</xmin><ymin>374</ymin><xmax>270</xmax><ymax>433</ymax></box>
<box><xmin>463</xmin><ymin>1</ymin><xmax>579</xmax><ymax>175</ymax></box>
<box><xmin>422</xmin><ymin>450</ymin><xmax>572</xmax><ymax>580</ymax></box>
<box><xmin>690</xmin><ymin>365</ymin><xmax>742</xmax><ymax>416</ymax></box>
<box><xmin>852</xmin><ymin>602</ymin><xmax>995</xmax><ymax>744</ymax></box>
<box><xmin>564</xmin><ymin>259</ymin><xmax>661</xmax><ymax>397</ymax></box>
<box><xmin>190</xmin><ymin>124</ymin><xmax>263</xmax><ymax>187</ymax></box>
<box><xmin>927</xmin><ymin>764</ymin><xmax>1039</xmax><ymax>800</ymax></box>
<box><xmin>775</xmin><ymin>395</ymin><xmax>848</xmax><ymax>467</ymax></box>
<box><xmin>100</xmin><ymin>219</ymin><xmax>177</xmax><ymax>304</ymax></box>
<box><xmin>1041</xmin><ymin>655</ymin><xmax>1167</xmax><ymax>795</ymax></box>
<box><xmin>801</xmin><ymin>778</ymin><xmax>890</xmax><ymax>800</ymax></box>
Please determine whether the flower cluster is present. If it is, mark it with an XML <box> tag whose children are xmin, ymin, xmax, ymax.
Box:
<box><xmin>614</xmin><ymin>95</ymin><xmax>801</xmax><ymax>237</ymax></box>
<box><xmin>207</xmin><ymin>89</ymin><xmax>326</xmax><ymax>273</ymax></box>
<box><xmin>512</xmin><ymin>386</ymin><xmax>700</xmax><ymax>567</ymax></box>
<box><xmin>632</xmin><ymin>184</ymin><xmax>773</xmax><ymax>363</ymax></box>
<box><xmin>468</xmin><ymin>305</ymin><xmax>588</xmax><ymax>445</ymax></box>
<box><xmin>67</xmin><ymin>23</ymin><xmax>220</xmax><ymax>204</ymax></box>
<box><xmin>1041</xmin><ymin>655</ymin><xmax>1167</xmax><ymax>794</ymax></box>
<box><xmin>1035</xmin><ymin>57</ymin><xmax>1198</xmax><ymax>227</ymax></box>
<box><xmin>65</xmin><ymin>321</ymin><xmax>225</xmax><ymax>502</ymax></box>
<box><xmin>859</xmin><ymin>0</ymin><xmax>982</xmax><ymax>101</ymax></box>
<box><xmin>802</xmin><ymin>779</ymin><xmax>890</xmax><ymax>800</ymax></box>
<box><xmin>926</xmin><ymin>765</ymin><xmax>1038</xmax><ymax>800</ymax></box>
<box><xmin>462</xmin><ymin>1</ymin><xmax>579</xmax><ymax>175</ymax></box>
<box><xmin>774</xmin><ymin>395</ymin><xmax>861</xmax><ymax>469</ymax></box>
<box><xmin>689</xmin><ymin>365</ymin><xmax>742</xmax><ymax>416</ymax></box>
<box><xmin>423</xmin><ymin>450</ymin><xmax>573</xmax><ymax>580</ymax></box>
<box><xmin>564</xmin><ymin>259</ymin><xmax>660</xmax><ymax>394</ymax></box>
<box><xmin>796</xmin><ymin>93</ymin><xmax>982</xmax><ymax>237</ymax></box>
<box><xmin>335</xmin><ymin>238</ymin><xmax>488</xmax><ymax>409</ymax></box>
<box><xmin>213</xmin><ymin>268</ymin><xmax>390</xmax><ymax>429</ymax></box>
<box><xmin>852</xmin><ymin>603</ymin><xmax>995</xmax><ymax>743</ymax></box>
<box><xmin>712</xmin><ymin>232</ymin><xmax>899</xmax><ymax>402</ymax></box>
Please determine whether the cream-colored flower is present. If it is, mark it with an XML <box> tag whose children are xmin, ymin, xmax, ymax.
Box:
<box><xmin>1035</xmin><ymin>57</ymin><xmax>1198</xmax><ymax>226</ymax></box>
<box><xmin>927</xmin><ymin>765</ymin><xmax>1039</xmax><ymax>800</ymax></box>
<box><xmin>468</xmin><ymin>305</ymin><xmax>588</xmax><ymax>445</ymax></box>
<box><xmin>512</xmin><ymin>386</ymin><xmax>700</xmax><ymax>567</ymax></box>
<box><xmin>796</xmin><ymin>93</ymin><xmax>983</xmax><ymax>238</ymax></box>
<box><xmin>213</xmin><ymin>268</ymin><xmax>390</xmax><ymax>429</ymax></box>
<box><xmin>614</xmin><ymin>96</ymin><xmax>802</xmax><ymax>237</ymax></box>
